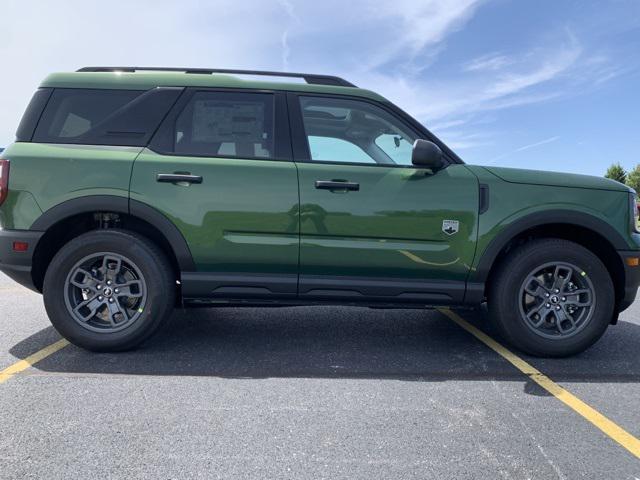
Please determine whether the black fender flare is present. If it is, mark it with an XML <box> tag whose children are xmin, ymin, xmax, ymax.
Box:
<box><xmin>471</xmin><ymin>209</ymin><xmax>628</xmax><ymax>283</ymax></box>
<box><xmin>30</xmin><ymin>195</ymin><xmax>195</xmax><ymax>271</ymax></box>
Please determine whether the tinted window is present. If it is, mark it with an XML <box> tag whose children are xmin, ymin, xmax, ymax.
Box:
<box><xmin>173</xmin><ymin>91</ymin><xmax>275</xmax><ymax>159</ymax></box>
<box><xmin>35</xmin><ymin>89</ymin><xmax>142</xmax><ymax>140</ymax></box>
<box><xmin>300</xmin><ymin>96</ymin><xmax>417</xmax><ymax>166</ymax></box>
<box><xmin>32</xmin><ymin>88</ymin><xmax>182</xmax><ymax>146</ymax></box>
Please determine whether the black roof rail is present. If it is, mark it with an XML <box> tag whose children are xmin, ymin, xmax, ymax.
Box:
<box><xmin>76</xmin><ymin>67</ymin><xmax>356</xmax><ymax>88</ymax></box>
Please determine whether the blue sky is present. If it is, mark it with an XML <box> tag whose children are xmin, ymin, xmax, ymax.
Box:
<box><xmin>1</xmin><ymin>0</ymin><xmax>639</xmax><ymax>176</ymax></box>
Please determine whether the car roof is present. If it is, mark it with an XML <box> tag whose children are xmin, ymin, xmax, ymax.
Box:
<box><xmin>40</xmin><ymin>70</ymin><xmax>388</xmax><ymax>103</ymax></box>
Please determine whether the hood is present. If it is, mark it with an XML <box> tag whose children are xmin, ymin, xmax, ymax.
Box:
<box><xmin>483</xmin><ymin>166</ymin><xmax>631</xmax><ymax>193</ymax></box>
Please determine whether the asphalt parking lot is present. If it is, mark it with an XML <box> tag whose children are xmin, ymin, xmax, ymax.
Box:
<box><xmin>1</xmin><ymin>272</ymin><xmax>639</xmax><ymax>479</ymax></box>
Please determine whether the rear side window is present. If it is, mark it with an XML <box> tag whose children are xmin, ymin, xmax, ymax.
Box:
<box><xmin>171</xmin><ymin>91</ymin><xmax>275</xmax><ymax>159</ymax></box>
<box><xmin>32</xmin><ymin>88</ymin><xmax>182</xmax><ymax>146</ymax></box>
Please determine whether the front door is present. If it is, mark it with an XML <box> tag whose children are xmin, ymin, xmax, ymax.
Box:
<box><xmin>290</xmin><ymin>94</ymin><xmax>478</xmax><ymax>304</ymax></box>
<box><xmin>130</xmin><ymin>89</ymin><xmax>299</xmax><ymax>299</ymax></box>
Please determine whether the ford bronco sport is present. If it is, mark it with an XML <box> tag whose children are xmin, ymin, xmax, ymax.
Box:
<box><xmin>1</xmin><ymin>66</ymin><xmax>639</xmax><ymax>356</ymax></box>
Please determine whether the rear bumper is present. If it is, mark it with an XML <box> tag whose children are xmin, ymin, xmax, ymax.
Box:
<box><xmin>618</xmin><ymin>250</ymin><xmax>640</xmax><ymax>312</ymax></box>
<box><xmin>0</xmin><ymin>229</ymin><xmax>43</xmax><ymax>292</ymax></box>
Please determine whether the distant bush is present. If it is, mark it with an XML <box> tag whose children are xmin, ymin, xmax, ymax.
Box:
<box><xmin>604</xmin><ymin>163</ymin><xmax>627</xmax><ymax>184</ymax></box>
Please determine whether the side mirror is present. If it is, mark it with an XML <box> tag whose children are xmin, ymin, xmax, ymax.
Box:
<box><xmin>412</xmin><ymin>139</ymin><xmax>444</xmax><ymax>170</ymax></box>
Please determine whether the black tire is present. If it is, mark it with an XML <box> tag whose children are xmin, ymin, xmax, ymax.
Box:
<box><xmin>488</xmin><ymin>238</ymin><xmax>614</xmax><ymax>357</ymax></box>
<box><xmin>43</xmin><ymin>229</ymin><xmax>175</xmax><ymax>352</ymax></box>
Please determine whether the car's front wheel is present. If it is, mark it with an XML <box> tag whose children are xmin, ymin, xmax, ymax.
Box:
<box><xmin>488</xmin><ymin>238</ymin><xmax>614</xmax><ymax>357</ymax></box>
<box><xmin>43</xmin><ymin>230</ymin><xmax>175</xmax><ymax>352</ymax></box>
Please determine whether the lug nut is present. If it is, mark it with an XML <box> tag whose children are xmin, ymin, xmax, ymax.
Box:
<box><xmin>546</xmin><ymin>303</ymin><xmax>551</xmax><ymax>308</ymax></box>
<box><xmin>97</xmin><ymin>285</ymin><xmax>102</xmax><ymax>290</ymax></box>
<box><xmin>556</xmin><ymin>306</ymin><xmax>561</xmax><ymax>310</ymax></box>
<box><xmin>545</xmin><ymin>293</ymin><xmax>550</xmax><ymax>297</ymax></box>
<box><xmin>109</xmin><ymin>298</ymin><xmax>114</xmax><ymax>303</ymax></box>
<box><xmin>107</xmin><ymin>281</ymin><xmax>112</xmax><ymax>286</ymax></box>
<box><xmin>554</xmin><ymin>289</ymin><xmax>559</xmax><ymax>293</ymax></box>
<box><xmin>561</xmin><ymin>297</ymin><xmax>566</xmax><ymax>301</ymax></box>
<box><xmin>98</xmin><ymin>296</ymin><xmax>103</xmax><ymax>301</ymax></box>
<box><xmin>114</xmin><ymin>288</ymin><xmax>119</xmax><ymax>294</ymax></box>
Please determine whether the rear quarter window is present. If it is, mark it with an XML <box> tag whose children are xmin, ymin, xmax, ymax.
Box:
<box><xmin>31</xmin><ymin>88</ymin><xmax>182</xmax><ymax>146</ymax></box>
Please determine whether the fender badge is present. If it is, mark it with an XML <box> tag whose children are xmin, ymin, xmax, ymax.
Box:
<box><xmin>442</xmin><ymin>220</ymin><xmax>459</xmax><ymax>236</ymax></box>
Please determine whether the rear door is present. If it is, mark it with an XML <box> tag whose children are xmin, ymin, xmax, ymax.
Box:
<box><xmin>130</xmin><ymin>89</ymin><xmax>300</xmax><ymax>299</ymax></box>
<box><xmin>289</xmin><ymin>93</ymin><xmax>479</xmax><ymax>304</ymax></box>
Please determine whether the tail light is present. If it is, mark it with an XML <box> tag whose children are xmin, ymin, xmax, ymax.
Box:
<box><xmin>0</xmin><ymin>159</ymin><xmax>9</xmax><ymax>206</ymax></box>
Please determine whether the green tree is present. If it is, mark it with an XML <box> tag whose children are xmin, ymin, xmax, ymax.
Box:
<box><xmin>627</xmin><ymin>165</ymin><xmax>640</xmax><ymax>192</ymax></box>
<box><xmin>605</xmin><ymin>163</ymin><xmax>627</xmax><ymax>184</ymax></box>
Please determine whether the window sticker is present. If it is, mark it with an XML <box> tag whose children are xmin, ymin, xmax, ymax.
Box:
<box><xmin>192</xmin><ymin>100</ymin><xmax>266</xmax><ymax>143</ymax></box>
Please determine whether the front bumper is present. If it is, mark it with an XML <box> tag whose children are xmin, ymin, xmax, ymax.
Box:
<box><xmin>0</xmin><ymin>229</ymin><xmax>43</xmax><ymax>292</ymax></box>
<box><xmin>618</xmin><ymin>250</ymin><xmax>640</xmax><ymax>312</ymax></box>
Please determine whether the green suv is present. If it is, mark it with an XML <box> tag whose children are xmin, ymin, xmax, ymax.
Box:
<box><xmin>1</xmin><ymin>67</ymin><xmax>639</xmax><ymax>356</ymax></box>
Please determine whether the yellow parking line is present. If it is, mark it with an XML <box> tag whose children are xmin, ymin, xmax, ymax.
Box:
<box><xmin>438</xmin><ymin>308</ymin><xmax>640</xmax><ymax>459</ymax></box>
<box><xmin>0</xmin><ymin>339</ymin><xmax>69</xmax><ymax>384</ymax></box>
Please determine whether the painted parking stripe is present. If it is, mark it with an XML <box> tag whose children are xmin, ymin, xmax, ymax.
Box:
<box><xmin>439</xmin><ymin>308</ymin><xmax>640</xmax><ymax>459</ymax></box>
<box><xmin>0</xmin><ymin>339</ymin><xmax>69</xmax><ymax>384</ymax></box>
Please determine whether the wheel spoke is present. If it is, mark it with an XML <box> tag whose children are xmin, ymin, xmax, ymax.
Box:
<box><xmin>524</xmin><ymin>276</ymin><xmax>547</xmax><ymax>298</ymax></box>
<box><xmin>565</xmin><ymin>289</ymin><xmax>592</xmax><ymax>307</ymax></box>
<box><xmin>554</xmin><ymin>307</ymin><xmax>577</xmax><ymax>334</ymax></box>
<box><xmin>102</xmin><ymin>255</ymin><xmax>123</xmax><ymax>279</ymax></box>
<box><xmin>114</xmin><ymin>280</ymin><xmax>144</xmax><ymax>299</ymax></box>
<box><xmin>69</xmin><ymin>268</ymin><xmax>98</xmax><ymax>290</ymax></box>
<box><xmin>525</xmin><ymin>302</ymin><xmax>547</xmax><ymax>327</ymax></box>
<box><xmin>553</xmin><ymin>265</ymin><xmax>573</xmax><ymax>292</ymax></box>
<box><xmin>569</xmin><ymin>289</ymin><xmax>590</xmax><ymax>295</ymax></box>
<box><xmin>106</xmin><ymin>299</ymin><xmax>128</xmax><ymax>326</ymax></box>
<box><xmin>72</xmin><ymin>296</ymin><xmax>103</xmax><ymax>322</ymax></box>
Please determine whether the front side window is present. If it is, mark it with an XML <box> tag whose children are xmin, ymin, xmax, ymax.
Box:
<box><xmin>308</xmin><ymin>136</ymin><xmax>375</xmax><ymax>164</ymax></box>
<box><xmin>299</xmin><ymin>96</ymin><xmax>417</xmax><ymax>166</ymax></box>
<box><xmin>173</xmin><ymin>91</ymin><xmax>275</xmax><ymax>159</ymax></box>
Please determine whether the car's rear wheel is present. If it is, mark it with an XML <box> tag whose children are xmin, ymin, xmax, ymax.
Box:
<box><xmin>488</xmin><ymin>238</ymin><xmax>614</xmax><ymax>357</ymax></box>
<box><xmin>43</xmin><ymin>230</ymin><xmax>175</xmax><ymax>352</ymax></box>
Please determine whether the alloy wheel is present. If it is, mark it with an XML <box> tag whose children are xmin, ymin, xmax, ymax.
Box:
<box><xmin>63</xmin><ymin>252</ymin><xmax>147</xmax><ymax>333</ymax></box>
<box><xmin>518</xmin><ymin>262</ymin><xmax>595</xmax><ymax>339</ymax></box>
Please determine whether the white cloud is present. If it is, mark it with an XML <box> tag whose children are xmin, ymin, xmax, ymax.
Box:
<box><xmin>464</xmin><ymin>53</ymin><xmax>513</xmax><ymax>72</ymax></box>
<box><xmin>363</xmin><ymin>0</ymin><xmax>483</xmax><ymax>70</ymax></box>
<box><xmin>485</xmin><ymin>39</ymin><xmax>581</xmax><ymax>97</ymax></box>
<box><xmin>277</xmin><ymin>0</ymin><xmax>300</xmax><ymax>70</ymax></box>
<box><xmin>514</xmin><ymin>136</ymin><xmax>561</xmax><ymax>152</ymax></box>
<box><xmin>486</xmin><ymin>136</ymin><xmax>561</xmax><ymax>164</ymax></box>
<box><xmin>438</xmin><ymin>131</ymin><xmax>494</xmax><ymax>150</ymax></box>
<box><xmin>361</xmin><ymin>31</ymin><xmax>584</xmax><ymax>125</ymax></box>
<box><xmin>280</xmin><ymin>30</ymin><xmax>291</xmax><ymax>71</ymax></box>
